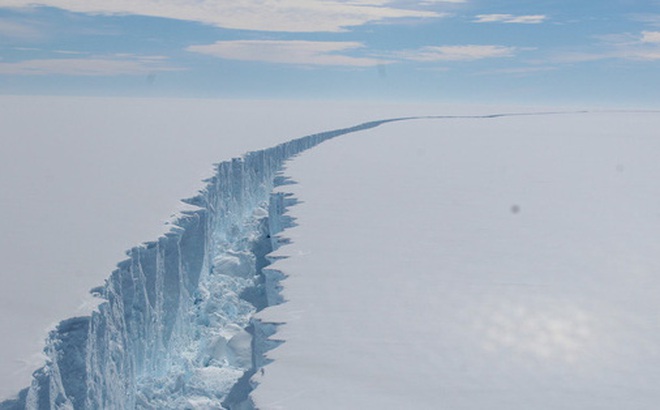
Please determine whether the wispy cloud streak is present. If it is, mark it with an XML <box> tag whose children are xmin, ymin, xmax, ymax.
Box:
<box><xmin>187</xmin><ymin>40</ymin><xmax>389</xmax><ymax>67</ymax></box>
<box><xmin>474</xmin><ymin>14</ymin><xmax>547</xmax><ymax>24</ymax></box>
<box><xmin>396</xmin><ymin>45</ymin><xmax>519</xmax><ymax>61</ymax></box>
<box><xmin>0</xmin><ymin>55</ymin><xmax>181</xmax><ymax>75</ymax></box>
<box><xmin>1</xmin><ymin>0</ymin><xmax>443</xmax><ymax>32</ymax></box>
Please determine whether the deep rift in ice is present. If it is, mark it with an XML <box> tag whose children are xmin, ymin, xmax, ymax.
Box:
<box><xmin>0</xmin><ymin>119</ymin><xmax>399</xmax><ymax>410</ymax></box>
<box><xmin>2</xmin><ymin>110</ymin><xmax>597</xmax><ymax>410</ymax></box>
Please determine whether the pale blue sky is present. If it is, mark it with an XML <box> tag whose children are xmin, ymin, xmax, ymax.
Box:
<box><xmin>1</xmin><ymin>0</ymin><xmax>660</xmax><ymax>105</ymax></box>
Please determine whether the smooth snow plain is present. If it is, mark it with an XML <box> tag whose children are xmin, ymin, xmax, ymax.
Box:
<box><xmin>253</xmin><ymin>112</ymin><xmax>660</xmax><ymax>409</ymax></box>
<box><xmin>0</xmin><ymin>96</ymin><xmax>528</xmax><ymax>402</ymax></box>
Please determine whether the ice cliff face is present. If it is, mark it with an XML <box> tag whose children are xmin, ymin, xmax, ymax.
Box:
<box><xmin>0</xmin><ymin>119</ymin><xmax>401</xmax><ymax>410</ymax></box>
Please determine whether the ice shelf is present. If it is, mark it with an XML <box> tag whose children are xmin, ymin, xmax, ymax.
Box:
<box><xmin>0</xmin><ymin>118</ymin><xmax>401</xmax><ymax>410</ymax></box>
<box><xmin>2</xmin><ymin>111</ymin><xmax>620</xmax><ymax>410</ymax></box>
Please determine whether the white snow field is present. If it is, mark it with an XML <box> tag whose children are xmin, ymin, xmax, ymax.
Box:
<box><xmin>0</xmin><ymin>97</ymin><xmax>533</xmax><ymax>406</ymax></box>
<box><xmin>2</xmin><ymin>99</ymin><xmax>659</xmax><ymax>409</ymax></box>
<box><xmin>0</xmin><ymin>96</ymin><xmax>459</xmax><ymax>403</ymax></box>
<box><xmin>253</xmin><ymin>112</ymin><xmax>660</xmax><ymax>409</ymax></box>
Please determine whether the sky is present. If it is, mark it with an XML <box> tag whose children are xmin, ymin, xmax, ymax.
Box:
<box><xmin>1</xmin><ymin>0</ymin><xmax>660</xmax><ymax>105</ymax></box>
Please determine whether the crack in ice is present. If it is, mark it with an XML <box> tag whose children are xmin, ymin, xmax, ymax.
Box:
<box><xmin>0</xmin><ymin>111</ymin><xmax>592</xmax><ymax>410</ymax></box>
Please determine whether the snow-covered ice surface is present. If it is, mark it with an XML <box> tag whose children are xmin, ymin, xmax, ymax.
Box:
<box><xmin>253</xmin><ymin>112</ymin><xmax>660</xmax><ymax>409</ymax></box>
<box><xmin>0</xmin><ymin>100</ymin><xmax>395</xmax><ymax>408</ymax></box>
<box><xmin>0</xmin><ymin>98</ymin><xmax>381</xmax><ymax>404</ymax></box>
<box><xmin>1</xmin><ymin>96</ymin><xmax>526</xmax><ymax>406</ymax></box>
<box><xmin>3</xmin><ymin>100</ymin><xmax>659</xmax><ymax>409</ymax></box>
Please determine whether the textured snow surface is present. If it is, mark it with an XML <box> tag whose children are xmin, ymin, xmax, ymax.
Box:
<box><xmin>253</xmin><ymin>112</ymin><xmax>660</xmax><ymax>409</ymax></box>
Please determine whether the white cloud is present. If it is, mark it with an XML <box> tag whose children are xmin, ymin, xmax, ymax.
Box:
<box><xmin>2</xmin><ymin>0</ymin><xmax>442</xmax><ymax>32</ymax></box>
<box><xmin>397</xmin><ymin>45</ymin><xmax>518</xmax><ymax>61</ymax></box>
<box><xmin>474</xmin><ymin>14</ymin><xmax>547</xmax><ymax>24</ymax></box>
<box><xmin>12</xmin><ymin>46</ymin><xmax>41</xmax><ymax>51</ymax></box>
<box><xmin>641</xmin><ymin>31</ymin><xmax>660</xmax><ymax>43</ymax></box>
<box><xmin>187</xmin><ymin>40</ymin><xmax>388</xmax><ymax>67</ymax></box>
<box><xmin>0</xmin><ymin>55</ymin><xmax>182</xmax><ymax>75</ymax></box>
